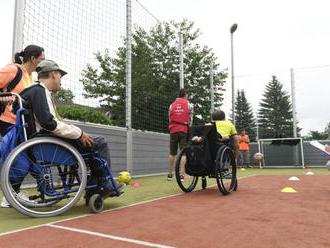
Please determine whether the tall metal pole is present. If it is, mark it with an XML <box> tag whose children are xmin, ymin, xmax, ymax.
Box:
<box><xmin>12</xmin><ymin>0</ymin><xmax>25</xmax><ymax>58</ymax></box>
<box><xmin>126</xmin><ymin>0</ymin><xmax>133</xmax><ymax>173</ymax></box>
<box><xmin>210</xmin><ymin>61</ymin><xmax>214</xmax><ymax>119</ymax></box>
<box><xmin>179</xmin><ymin>32</ymin><xmax>184</xmax><ymax>89</ymax></box>
<box><xmin>230</xmin><ymin>24</ymin><xmax>238</xmax><ymax>125</ymax></box>
<box><xmin>290</xmin><ymin>68</ymin><xmax>297</xmax><ymax>137</ymax></box>
<box><xmin>256</xmin><ymin>111</ymin><xmax>259</xmax><ymax>141</ymax></box>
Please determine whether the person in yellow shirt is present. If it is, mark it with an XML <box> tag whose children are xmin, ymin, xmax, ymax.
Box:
<box><xmin>0</xmin><ymin>44</ymin><xmax>45</xmax><ymax>137</ymax></box>
<box><xmin>212</xmin><ymin>110</ymin><xmax>239</xmax><ymax>159</ymax></box>
<box><xmin>238</xmin><ymin>129</ymin><xmax>251</xmax><ymax>168</ymax></box>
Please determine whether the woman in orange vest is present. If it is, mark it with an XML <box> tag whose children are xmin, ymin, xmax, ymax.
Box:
<box><xmin>238</xmin><ymin>129</ymin><xmax>251</xmax><ymax>168</ymax></box>
<box><xmin>0</xmin><ymin>44</ymin><xmax>45</xmax><ymax>137</ymax></box>
<box><xmin>0</xmin><ymin>45</ymin><xmax>44</xmax><ymax>208</ymax></box>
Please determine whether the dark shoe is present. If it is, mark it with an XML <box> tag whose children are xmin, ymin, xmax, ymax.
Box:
<box><xmin>167</xmin><ymin>174</ymin><xmax>173</xmax><ymax>181</ymax></box>
<box><xmin>105</xmin><ymin>182</ymin><xmax>125</xmax><ymax>197</ymax></box>
<box><xmin>221</xmin><ymin>170</ymin><xmax>232</xmax><ymax>179</ymax></box>
<box><xmin>109</xmin><ymin>183</ymin><xmax>125</xmax><ymax>197</ymax></box>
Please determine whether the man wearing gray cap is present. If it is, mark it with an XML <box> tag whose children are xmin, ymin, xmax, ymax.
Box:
<box><xmin>19</xmin><ymin>59</ymin><xmax>124</xmax><ymax>196</ymax></box>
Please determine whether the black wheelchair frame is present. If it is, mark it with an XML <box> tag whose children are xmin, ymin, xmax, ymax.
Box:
<box><xmin>175</xmin><ymin>124</ymin><xmax>238</xmax><ymax>195</ymax></box>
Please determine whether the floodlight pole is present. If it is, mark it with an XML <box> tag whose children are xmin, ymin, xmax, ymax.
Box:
<box><xmin>256</xmin><ymin>113</ymin><xmax>259</xmax><ymax>141</ymax></box>
<box><xmin>290</xmin><ymin>68</ymin><xmax>297</xmax><ymax>137</ymax></box>
<box><xmin>230</xmin><ymin>23</ymin><xmax>238</xmax><ymax>125</ymax></box>
<box><xmin>12</xmin><ymin>0</ymin><xmax>25</xmax><ymax>57</ymax></box>
<box><xmin>210</xmin><ymin>61</ymin><xmax>214</xmax><ymax>119</ymax></box>
<box><xmin>179</xmin><ymin>32</ymin><xmax>184</xmax><ymax>89</ymax></box>
<box><xmin>126</xmin><ymin>0</ymin><xmax>133</xmax><ymax>173</ymax></box>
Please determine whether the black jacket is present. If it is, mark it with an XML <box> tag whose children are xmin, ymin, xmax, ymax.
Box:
<box><xmin>19</xmin><ymin>82</ymin><xmax>82</xmax><ymax>139</ymax></box>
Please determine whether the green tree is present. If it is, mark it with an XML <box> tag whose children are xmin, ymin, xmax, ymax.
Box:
<box><xmin>234</xmin><ymin>89</ymin><xmax>256</xmax><ymax>140</ymax></box>
<box><xmin>324</xmin><ymin>121</ymin><xmax>330</xmax><ymax>135</ymax></box>
<box><xmin>80</xmin><ymin>20</ymin><xmax>226</xmax><ymax>132</ymax></box>
<box><xmin>57</xmin><ymin>104</ymin><xmax>112</xmax><ymax>125</ymax></box>
<box><xmin>258</xmin><ymin>76</ymin><xmax>298</xmax><ymax>138</ymax></box>
<box><xmin>52</xmin><ymin>88</ymin><xmax>74</xmax><ymax>105</ymax></box>
<box><xmin>306</xmin><ymin>130</ymin><xmax>329</xmax><ymax>140</ymax></box>
<box><xmin>305</xmin><ymin>122</ymin><xmax>330</xmax><ymax>140</ymax></box>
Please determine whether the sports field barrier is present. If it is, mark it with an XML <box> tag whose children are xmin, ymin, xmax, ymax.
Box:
<box><xmin>70</xmin><ymin>121</ymin><xmax>330</xmax><ymax>176</ymax></box>
<box><xmin>0</xmin><ymin>120</ymin><xmax>328</xmax><ymax>189</ymax></box>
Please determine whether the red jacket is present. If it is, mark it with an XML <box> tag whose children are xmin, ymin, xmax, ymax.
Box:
<box><xmin>169</xmin><ymin>98</ymin><xmax>190</xmax><ymax>134</ymax></box>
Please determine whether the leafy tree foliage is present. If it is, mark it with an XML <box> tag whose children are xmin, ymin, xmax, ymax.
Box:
<box><xmin>57</xmin><ymin>104</ymin><xmax>112</xmax><ymax>125</ymax></box>
<box><xmin>52</xmin><ymin>88</ymin><xmax>74</xmax><ymax>105</ymax></box>
<box><xmin>304</xmin><ymin>122</ymin><xmax>330</xmax><ymax>140</ymax></box>
<box><xmin>305</xmin><ymin>130</ymin><xmax>329</xmax><ymax>140</ymax></box>
<box><xmin>234</xmin><ymin>89</ymin><xmax>256</xmax><ymax>140</ymax></box>
<box><xmin>324</xmin><ymin>121</ymin><xmax>330</xmax><ymax>135</ymax></box>
<box><xmin>80</xmin><ymin>20</ymin><xmax>226</xmax><ymax>132</ymax></box>
<box><xmin>258</xmin><ymin>76</ymin><xmax>299</xmax><ymax>138</ymax></box>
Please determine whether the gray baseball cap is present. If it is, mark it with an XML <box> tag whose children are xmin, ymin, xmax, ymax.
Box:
<box><xmin>36</xmin><ymin>59</ymin><xmax>67</xmax><ymax>76</ymax></box>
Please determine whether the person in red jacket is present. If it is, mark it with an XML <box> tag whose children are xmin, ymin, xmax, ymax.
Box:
<box><xmin>167</xmin><ymin>89</ymin><xmax>192</xmax><ymax>181</ymax></box>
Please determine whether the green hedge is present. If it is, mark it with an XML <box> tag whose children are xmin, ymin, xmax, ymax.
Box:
<box><xmin>57</xmin><ymin>104</ymin><xmax>112</xmax><ymax>125</ymax></box>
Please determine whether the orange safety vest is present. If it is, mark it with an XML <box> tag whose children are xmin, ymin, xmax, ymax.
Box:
<box><xmin>0</xmin><ymin>64</ymin><xmax>32</xmax><ymax>124</ymax></box>
<box><xmin>239</xmin><ymin>134</ymin><xmax>250</xmax><ymax>151</ymax></box>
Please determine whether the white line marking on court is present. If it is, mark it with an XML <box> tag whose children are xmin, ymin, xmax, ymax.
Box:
<box><xmin>0</xmin><ymin>174</ymin><xmax>256</xmax><ymax>238</ymax></box>
<box><xmin>47</xmin><ymin>224</ymin><xmax>175</xmax><ymax>248</ymax></box>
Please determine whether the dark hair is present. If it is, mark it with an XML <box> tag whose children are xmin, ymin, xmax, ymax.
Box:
<box><xmin>212</xmin><ymin>110</ymin><xmax>225</xmax><ymax>121</ymax></box>
<box><xmin>179</xmin><ymin>88</ymin><xmax>187</xmax><ymax>98</ymax></box>
<box><xmin>14</xmin><ymin>44</ymin><xmax>44</xmax><ymax>64</ymax></box>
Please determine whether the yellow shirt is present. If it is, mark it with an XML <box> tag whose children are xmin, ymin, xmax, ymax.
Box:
<box><xmin>0</xmin><ymin>64</ymin><xmax>32</xmax><ymax>124</ymax></box>
<box><xmin>215</xmin><ymin>120</ymin><xmax>237</xmax><ymax>139</ymax></box>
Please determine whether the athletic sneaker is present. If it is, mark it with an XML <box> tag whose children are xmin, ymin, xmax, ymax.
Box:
<box><xmin>1</xmin><ymin>193</ymin><xmax>34</xmax><ymax>208</ymax></box>
<box><xmin>1</xmin><ymin>196</ymin><xmax>10</xmax><ymax>208</ymax></box>
<box><xmin>180</xmin><ymin>175</ymin><xmax>184</xmax><ymax>182</ymax></box>
<box><xmin>167</xmin><ymin>174</ymin><xmax>173</xmax><ymax>181</ymax></box>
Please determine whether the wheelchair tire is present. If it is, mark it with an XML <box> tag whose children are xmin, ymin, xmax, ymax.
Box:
<box><xmin>175</xmin><ymin>148</ymin><xmax>198</xmax><ymax>192</ymax></box>
<box><xmin>0</xmin><ymin>137</ymin><xmax>87</xmax><ymax>218</ymax></box>
<box><xmin>201</xmin><ymin>176</ymin><xmax>207</xmax><ymax>189</ymax></box>
<box><xmin>89</xmin><ymin>194</ymin><xmax>104</xmax><ymax>213</ymax></box>
<box><xmin>215</xmin><ymin>145</ymin><xmax>237</xmax><ymax>195</ymax></box>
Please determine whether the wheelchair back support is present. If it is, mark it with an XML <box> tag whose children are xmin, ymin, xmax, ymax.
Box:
<box><xmin>185</xmin><ymin>124</ymin><xmax>221</xmax><ymax>176</ymax></box>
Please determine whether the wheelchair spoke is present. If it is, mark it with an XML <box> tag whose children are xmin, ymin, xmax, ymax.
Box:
<box><xmin>215</xmin><ymin>146</ymin><xmax>237</xmax><ymax>195</ymax></box>
<box><xmin>175</xmin><ymin>149</ymin><xmax>198</xmax><ymax>192</ymax></box>
<box><xmin>1</xmin><ymin>137</ymin><xmax>87</xmax><ymax>217</ymax></box>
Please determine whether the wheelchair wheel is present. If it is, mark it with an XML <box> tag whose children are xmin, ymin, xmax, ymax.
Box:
<box><xmin>201</xmin><ymin>176</ymin><xmax>207</xmax><ymax>189</ymax></box>
<box><xmin>215</xmin><ymin>146</ymin><xmax>237</xmax><ymax>195</ymax></box>
<box><xmin>0</xmin><ymin>137</ymin><xmax>87</xmax><ymax>218</ymax></box>
<box><xmin>89</xmin><ymin>194</ymin><xmax>104</xmax><ymax>213</ymax></box>
<box><xmin>175</xmin><ymin>148</ymin><xmax>198</xmax><ymax>192</ymax></box>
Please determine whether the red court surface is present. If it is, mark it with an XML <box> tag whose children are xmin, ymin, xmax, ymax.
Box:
<box><xmin>1</xmin><ymin>175</ymin><xmax>330</xmax><ymax>248</ymax></box>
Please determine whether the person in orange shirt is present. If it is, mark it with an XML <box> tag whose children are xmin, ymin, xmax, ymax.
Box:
<box><xmin>0</xmin><ymin>44</ymin><xmax>44</xmax><ymax>208</ymax></box>
<box><xmin>0</xmin><ymin>44</ymin><xmax>45</xmax><ymax>137</ymax></box>
<box><xmin>238</xmin><ymin>129</ymin><xmax>250</xmax><ymax>168</ymax></box>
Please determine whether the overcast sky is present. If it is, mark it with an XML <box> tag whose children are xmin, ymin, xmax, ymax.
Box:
<box><xmin>1</xmin><ymin>0</ymin><xmax>329</xmax><ymax>136</ymax></box>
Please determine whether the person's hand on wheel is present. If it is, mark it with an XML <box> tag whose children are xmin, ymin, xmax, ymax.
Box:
<box><xmin>79</xmin><ymin>132</ymin><xmax>94</xmax><ymax>147</ymax></box>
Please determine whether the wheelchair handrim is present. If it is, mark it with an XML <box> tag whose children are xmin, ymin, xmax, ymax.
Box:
<box><xmin>1</xmin><ymin>137</ymin><xmax>87</xmax><ymax>217</ymax></box>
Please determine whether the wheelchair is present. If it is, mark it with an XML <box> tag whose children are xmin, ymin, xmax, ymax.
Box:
<box><xmin>0</xmin><ymin>93</ymin><xmax>122</xmax><ymax>217</ymax></box>
<box><xmin>175</xmin><ymin>124</ymin><xmax>238</xmax><ymax>195</ymax></box>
